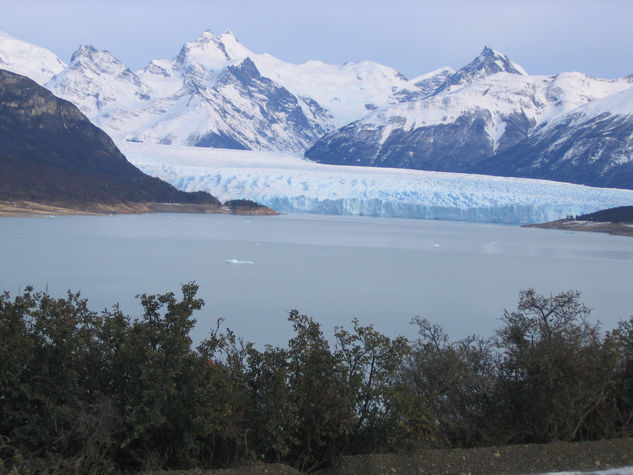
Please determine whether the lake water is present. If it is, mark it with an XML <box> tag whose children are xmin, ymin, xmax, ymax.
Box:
<box><xmin>1</xmin><ymin>213</ymin><xmax>632</xmax><ymax>346</ymax></box>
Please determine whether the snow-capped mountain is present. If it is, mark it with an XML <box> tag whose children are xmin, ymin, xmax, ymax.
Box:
<box><xmin>434</xmin><ymin>46</ymin><xmax>527</xmax><ymax>94</ymax></box>
<box><xmin>191</xmin><ymin>30</ymin><xmax>440</xmax><ymax>127</ymax></box>
<box><xmin>3</xmin><ymin>28</ymin><xmax>633</xmax><ymax>191</ymax></box>
<box><xmin>0</xmin><ymin>30</ymin><xmax>66</xmax><ymax>85</ymax></box>
<box><xmin>41</xmin><ymin>35</ymin><xmax>335</xmax><ymax>152</ymax></box>
<box><xmin>133</xmin><ymin>29</ymin><xmax>451</xmax><ymax>136</ymax></box>
<box><xmin>47</xmin><ymin>45</ymin><xmax>152</xmax><ymax>118</ymax></box>
<box><xmin>121</xmin><ymin>143</ymin><xmax>633</xmax><ymax>224</ymax></box>
<box><xmin>118</xmin><ymin>57</ymin><xmax>334</xmax><ymax>151</ymax></box>
<box><xmin>35</xmin><ymin>30</ymin><xmax>439</xmax><ymax>152</ymax></box>
<box><xmin>393</xmin><ymin>67</ymin><xmax>455</xmax><ymax>102</ymax></box>
<box><xmin>305</xmin><ymin>47</ymin><xmax>633</xmax><ymax>188</ymax></box>
<box><xmin>475</xmin><ymin>86</ymin><xmax>633</xmax><ymax>189</ymax></box>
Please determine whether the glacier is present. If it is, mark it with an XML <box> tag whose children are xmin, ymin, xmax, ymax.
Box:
<box><xmin>121</xmin><ymin>143</ymin><xmax>633</xmax><ymax>224</ymax></box>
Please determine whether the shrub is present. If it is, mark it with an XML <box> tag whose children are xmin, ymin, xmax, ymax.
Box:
<box><xmin>2</xmin><ymin>284</ymin><xmax>632</xmax><ymax>471</ymax></box>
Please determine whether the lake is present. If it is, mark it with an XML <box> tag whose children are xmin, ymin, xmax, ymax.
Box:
<box><xmin>1</xmin><ymin>213</ymin><xmax>632</xmax><ymax>346</ymax></box>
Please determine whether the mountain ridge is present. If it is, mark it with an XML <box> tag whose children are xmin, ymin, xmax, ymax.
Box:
<box><xmin>3</xmin><ymin>29</ymin><xmax>633</xmax><ymax>190</ymax></box>
<box><xmin>305</xmin><ymin>51</ymin><xmax>633</xmax><ymax>189</ymax></box>
<box><xmin>0</xmin><ymin>29</ymin><xmax>447</xmax><ymax>150</ymax></box>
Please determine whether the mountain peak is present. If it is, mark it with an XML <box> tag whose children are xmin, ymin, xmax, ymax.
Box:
<box><xmin>67</xmin><ymin>45</ymin><xmax>131</xmax><ymax>77</ymax></box>
<box><xmin>70</xmin><ymin>44</ymin><xmax>99</xmax><ymax>62</ymax></box>
<box><xmin>434</xmin><ymin>46</ymin><xmax>527</xmax><ymax>94</ymax></box>
<box><xmin>480</xmin><ymin>46</ymin><xmax>500</xmax><ymax>58</ymax></box>
<box><xmin>48</xmin><ymin>44</ymin><xmax>149</xmax><ymax>117</ymax></box>
<box><xmin>0</xmin><ymin>29</ymin><xmax>66</xmax><ymax>85</ymax></box>
<box><xmin>478</xmin><ymin>46</ymin><xmax>527</xmax><ymax>75</ymax></box>
<box><xmin>198</xmin><ymin>29</ymin><xmax>222</xmax><ymax>42</ymax></box>
<box><xmin>176</xmin><ymin>30</ymin><xmax>233</xmax><ymax>71</ymax></box>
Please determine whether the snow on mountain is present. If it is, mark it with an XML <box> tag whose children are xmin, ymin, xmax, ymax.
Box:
<box><xmin>250</xmin><ymin>56</ymin><xmax>424</xmax><ymax>127</ymax></box>
<box><xmin>548</xmin><ymin>78</ymin><xmax>633</xmax><ymax>125</ymax></box>
<box><xmin>42</xmin><ymin>36</ymin><xmax>334</xmax><ymax>152</ymax></box>
<box><xmin>44</xmin><ymin>29</ymin><xmax>444</xmax><ymax>152</ymax></box>
<box><xmin>393</xmin><ymin>66</ymin><xmax>455</xmax><ymax>103</ymax></box>
<box><xmin>136</xmin><ymin>58</ymin><xmax>183</xmax><ymax>98</ymax></box>
<box><xmin>137</xmin><ymin>29</ymin><xmax>436</xmax><ymax>128</ymax></box>
<box><xmin>176</xmin><ymin>29</ymin><xmax>238</xmax><ymax>73</ymax></box>
<box><xmin>194</xmin><ymin>30</ymin><xmax>431</xmax><ymax>127</ymax></box>
<box><xmin>434</xmin><ymin>46</ymin><xmax>527</xmax><ymax>94</ymax></box>
<box><xmin>46</xmin><ymin>45</ymin><xmax>151</xmax><ymax>118</ymax></box>
<box><xmin>305</xmin><ymin>47</ymin><xmax>633</xmax><ymax>181</ymax></box>
<box><xmin>5</xmin><ymin>28</ymin><xmax>633</xmax><ymax>190</ymax></box>
<box><xmin>0</xmin><ymin>30</ymin><xmax>66</xmax><ymax>85</ymax></box>
<box><xmin>121</xmin><ymin>143</ymin><xmax>633</xmax><ymax>224</ymax></box>
<box><xmin>109</xmin><ymin>57</ymin><xmax>334</xmax><ymax>152</ymax></box>
<box><xmin>475</xmin><ymin>85</ymin><xmax>633</xmax><ymax>189</ymax></box>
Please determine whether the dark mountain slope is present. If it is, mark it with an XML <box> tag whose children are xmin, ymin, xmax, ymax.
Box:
<box><xmin>473</xmin><ymin>111</ymin><xmax>633</xmax><ymax>190</ymax></box>
<box><xmin>0</xmin><ymin>69</ymin><xmax>219</xmax><ymax>206</ymax></box>
<box><xmin>304</xmin><ymin>48</ymin><xmax>535</xmax><ymax>172</ymax></box>
<box><xmin>577</xmin><ymin>206</ymin><xmax>633</xmax><ymax>223</ymax></box>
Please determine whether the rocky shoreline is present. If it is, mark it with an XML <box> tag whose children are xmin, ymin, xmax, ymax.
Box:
<box><xmin>524</xmin><ymin>219</ymin><xmax>633</xmax><ymax>237</ymax></box>
<box><xmin>0</xmin><ymin>200</ymin><xmax>277</xmax><ymax>217</ymax></box>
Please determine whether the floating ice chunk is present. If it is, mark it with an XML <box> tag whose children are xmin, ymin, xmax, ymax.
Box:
<box><xmin>226</xmin><ymin>259</ymin><xmax>254</xmax><ymax>264</ymax></box>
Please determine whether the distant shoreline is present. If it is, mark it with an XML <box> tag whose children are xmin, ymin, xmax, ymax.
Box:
<box><xmin>524</xmin><ymin>219</ymin><xmax>633</xmax><ymax>237</ymax></box>
<box><xmin>0</xmin><ymin>200</ymin><xmax>278</xmax><ymax>217</ymax></box>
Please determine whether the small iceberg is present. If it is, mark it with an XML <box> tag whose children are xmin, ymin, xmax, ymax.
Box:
<box><xmin>226</xmin><ymin>259</ymin><xmax>254</xmax><ymax>264</ymax></box>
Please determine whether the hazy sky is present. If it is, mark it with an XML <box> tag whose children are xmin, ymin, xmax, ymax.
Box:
<box><xmin>2</xmin><ymin>0</ymin><xmax>632</xmax><ymax>79</ymax></box>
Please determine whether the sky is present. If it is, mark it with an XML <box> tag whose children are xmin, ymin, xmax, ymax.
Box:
<box><xmin>1</xmin><ymin>0</ymin><xmax>632</xmax><ymax>79</ymax></box>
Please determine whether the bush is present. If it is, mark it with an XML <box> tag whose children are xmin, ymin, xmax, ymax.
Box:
<box><xmin>1</xmin><ymin>285</ymin><xmax>632</xmax><ymax>472</ymax></box>
<box><xmin>0</xmin><ymin>285</ymin><xmax>426</xmax><ymax>472</ymax></box>
<box><xmin>495</xmin><ymin>289</ymin><xmax>618</xmax><ymax>443</ymax></box>
<box><xmin>399</xmin><ymin>317</ymin><xmax>497</xmax><ymax>447</ymax></box>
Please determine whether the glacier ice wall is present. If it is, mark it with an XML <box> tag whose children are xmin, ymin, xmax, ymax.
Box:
<box><xmin>121</xmin><ymin>143</ymin><xmax>633</xmax><ymax>225</ymax></box>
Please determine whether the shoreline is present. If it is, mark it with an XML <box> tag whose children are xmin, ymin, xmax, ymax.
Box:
<box><xmin>0</xmin><ymin>200</ymin><xmax>278</xmax><ymax>217</ymax></box>
<box><xmin>523</xmin><ymin>219</ymin><xmax>633</xmax><ymax>237</ymax></box>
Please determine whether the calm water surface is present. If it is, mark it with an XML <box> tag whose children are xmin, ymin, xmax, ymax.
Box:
<box><xmin>1</xmin><ymin>213</ymin><xmax>632</xmax><ymax>346</ymax></box>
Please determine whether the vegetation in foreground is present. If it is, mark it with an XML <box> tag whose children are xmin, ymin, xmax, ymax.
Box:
<box><xmin>1</xmin><ymin>284</ymin><xmax>633</xmax><ymax>473</ymax></box>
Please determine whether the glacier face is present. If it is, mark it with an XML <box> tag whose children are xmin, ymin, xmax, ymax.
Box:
<box><xmin>121</xmin><ymin>143</ymin><xmax>633</xmax><ymax>225</ymax></box>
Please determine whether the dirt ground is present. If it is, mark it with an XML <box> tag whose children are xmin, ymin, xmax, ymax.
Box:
<box><xmin>147</xmin><ymin>437</ymin><xmax>633</xmax><ymax>474</ymax></box>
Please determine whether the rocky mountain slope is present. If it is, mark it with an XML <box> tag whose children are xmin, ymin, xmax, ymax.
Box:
<box><xmin>0</xmin><ymin>69</ymin><xmax>219</xmax><ymax>207</ymax></box>
<box><xmin>305</xmin><ymin>47</ymin><xmax>633</xmax><ymax>189</ymax></box>
<box><xmin>474</xmin><ymin>85</ymin><xmax>633</xmax><ymax>188</ymax></box>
